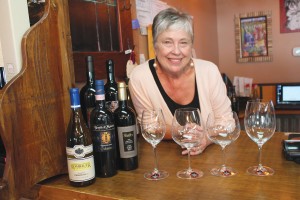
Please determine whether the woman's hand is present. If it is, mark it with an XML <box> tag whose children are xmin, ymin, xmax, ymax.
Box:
<box><xmin>181</xmin><ymin>126</ymin><xmax>212</xmax><ymax>156</ymax></box>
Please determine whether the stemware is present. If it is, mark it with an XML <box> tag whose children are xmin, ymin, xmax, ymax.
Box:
<box><xmin>206</xmin><ymin>111</ymin><xmax>240</xmax><ymax>177</ymax></box>
<box><xmin>244</xmin><ymin>100</ymin><xmax>276</xmax><ymax>176</ymax></box>
<box><xmin>171</xmin><ymin>107</ymin><xmax>204</xmax><ymax>179</ymax></box>
<box><xmin>141</xmin><ymin>109</ymin><xmax>169</xmax><ymax>180</ymax></box>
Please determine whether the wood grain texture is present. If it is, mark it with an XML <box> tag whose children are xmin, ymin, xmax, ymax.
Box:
<box><xmin>38</xmin><ymin>132</ymin><xmax>300</xmax><ymax>200</ymax></box>
<box><xmin>0</xmin><ymin>0</ymin><xmax>74</xmax><ymax>199</ymax></box>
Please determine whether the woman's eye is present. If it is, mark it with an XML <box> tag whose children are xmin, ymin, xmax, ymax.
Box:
<box><xmin>180</xmin><ymin>42</ymin><xmax>189</xmax><ymax>46</ymax></box>
<box><xmin>163</xmin><ymin>41</ymin><xmax>171</xmax><ymax>44</ymax></box>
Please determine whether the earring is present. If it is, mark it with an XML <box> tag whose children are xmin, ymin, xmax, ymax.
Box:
<box><xmin>153</xmin><ymin>62</ymin><xmax>157</xmax><ymax>68</ymax></box>
<box><xmin>190</xmin><ymin>60</ymin><xmax>194</xmax><ymax>67</ymax></box>
<box><xmin>153</xmin><ymin>57</ymin><xmax>158</xmax><ymax>68</ymax></box>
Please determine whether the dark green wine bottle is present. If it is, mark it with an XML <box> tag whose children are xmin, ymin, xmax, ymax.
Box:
<box><xmin>90</xmin><ymin>80</ymin><xmax>118</xmax><ymax>177</ymax></box>
<box><xmin>104</xmin><ymin>59</ymin><xmax>118</xmax><ymax>112</ymax></box>
<box><xmin>80</xmin><ymin>56</ymin><xmax>96</xmax><ymax>127</ymax></box>
<box><xmin>66</xmin><ymin>88</ymin><xmax>96</xmax><ymax>187</ymax></box>
<box><xmin>114</xmin><ymin>82</ymin><xmax>138</xmax><ymax>170</ymax></box>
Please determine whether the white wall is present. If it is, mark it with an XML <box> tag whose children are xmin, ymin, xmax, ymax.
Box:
<box><xmin>0</xmin><ymin>41</ymin><xmax>3</xmax><ymax>67</ymax></box>
<box><xmin>0</xmin><ymin>1</ymin><xmax>30</xmax><ymax>81</ymax></box>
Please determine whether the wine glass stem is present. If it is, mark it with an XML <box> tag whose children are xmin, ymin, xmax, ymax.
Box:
<box><xmin>258</xmin><ymin>144</ymin><xmax>263</xmax><ymax>169</ymax></box>
<box><xmin>187</xmin><ymin>149</ymin><xmax>192</xmax><ymax>173</ymax></box>
<box><xmin>221</xmin><ymin>146</ymin><xmax>227</xmax><ymax>168</ymax></box>
<box><xmin>153</xmin><ymin>146</ymin><xmax>159</xmax><ymax>173</ymax></box>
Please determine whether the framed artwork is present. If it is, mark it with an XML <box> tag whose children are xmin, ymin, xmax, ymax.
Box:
<box><xmin>234</xmin><ymin>11</ymin><xmax>273</xmax><ymax>63</ymax></box>
<box><xmin>280</xmin><ymin>0</ymin><xmax>300</xmax><ymax>33</ymax></box>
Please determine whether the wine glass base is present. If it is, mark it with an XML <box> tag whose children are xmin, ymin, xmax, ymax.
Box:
<box><xmin>144</xmin><ymin>170</ymin><xmax>169</xmax><ymax>180</ymax></box>
<box><xmin>210</xmin><ymin>166</ymin><xmax>237</xmax><ymax>177</ymax></box>
<box><xmin>247</xmin><ymin>166</ymin><xmax>274</xmax><ymax>176</ymax></box>
<box><xmin>176</xmin><ymin>169</ymin><xmax>203</xmax><ymax>179</ymax></box>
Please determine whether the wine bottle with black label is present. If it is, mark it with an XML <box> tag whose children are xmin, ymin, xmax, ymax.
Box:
<box><xmin>80</xmin><ymin>56</ymin><xmax>96</xmax><ymax>126</ymax></box>
<box><xmin>104</xmin><ymin>59</ymin><xmax>118</xmax><ymax>112</ymax></box>
<box><xmin>114</xmin><ymin>82</ymin><xmax>138</xmax><ymax>170</ymax></box>
<box><xmin>66</xmin><ymin>88</ymin><xmax>96</xmax><ymax>187</ymax></box>
<box><xmin>90</xmin><ymin>80</ymin><xmax>118</xmax><ymax>177</ymax></box>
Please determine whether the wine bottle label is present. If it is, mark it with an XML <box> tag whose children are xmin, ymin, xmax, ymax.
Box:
<box><xmin>117</xmin><ymin>125</ymin><xmax>137</xmax><ymax>158</ymax></box>
<box><xmin>106</xmin><ymin>101</ymin><xmax>119</xmax><ymax>112</ymax></box>
<box><xmin>91</xmin><ymin>124</ymin><xmax>116</xmax><ymax>152</ymax></box>
<box><xmin>66</xmin><ymin>145</ymin><xmax>95</xmax><ymax>182</ymax></box>
<box><xmin>67</xmin><ymin>156</ymin><xmax>95</xmax><ymax>182</ymax></box>
<box><xmin>66</xmin><ymin>144</ymin><xmax>93</xmax><ymax>158</ymax></box>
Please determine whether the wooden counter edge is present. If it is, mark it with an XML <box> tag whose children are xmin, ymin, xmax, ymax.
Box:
<box><xmin>37</xmin><ymin>183</ymin><xmax>118</xmax><ymax>200</ymax></box>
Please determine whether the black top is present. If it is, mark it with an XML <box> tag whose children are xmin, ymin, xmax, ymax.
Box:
<box><xmin>149</xmin><ymin>59</ymin><xmax>200</xmax><ymax>115</ymax></box>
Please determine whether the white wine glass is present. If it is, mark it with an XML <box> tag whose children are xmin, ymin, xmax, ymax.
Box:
<box><xmin>206</xmin><ymin>111</ymin><xmax>240</xmax><ymax>177</ymax></box>
<box><xmin>141</xmin><ymin>109</ymin><xmax>169</xmax><ymax>180</ymax></box>
<box><xmin>171</xmin><ymin>107</ymin><xmax>204</xmax><ymax>179</ymax></box>
<box><xmin>244</xmin><ymin>100</ymin><xmax>276</xmax><ymax>176</ymax></box>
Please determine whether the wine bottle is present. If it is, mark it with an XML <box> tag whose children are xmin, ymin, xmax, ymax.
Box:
<box><xmin>230</xmin><ymin>86</ymin><xmax>239</xmax><ymax>114</ymax></box>
<box><xmin>125</xmin><ymin>77</ymin><xmax>134</xmax><ymax>110</ymax></box>
<box><xmin>114</xmin><ymin>82</ymin><xmax>138</xmax><ymax>170</ymax></box>
<box><xmin>90</xmin><ymin>80</ymin><xmax>118</xmax><ymax>177</ymax></box>
<box><xmin>104</xmin><ymin>59</ymin><xmax>118</xmax><ymax>112</ymax></box>
<box><xmin>66</xmin><ymin>88</ymin><xmax>96</xmax><ymax>187</ymax></box>
<box><xmin>80</xmin><ymin>56</ymin><xmax>96</xmax><ymax>126</ymax></box>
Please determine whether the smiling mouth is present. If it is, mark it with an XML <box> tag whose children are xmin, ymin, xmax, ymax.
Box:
<box><xmin>168</xmin><ymin>58</ymin><xmax>182</xmax><ymax>64</ymax></box>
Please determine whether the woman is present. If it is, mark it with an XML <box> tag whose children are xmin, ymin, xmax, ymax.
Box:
<box><xmin>129</xmin><ymin>7</ymin><xmax>232</xmax><ymax>155</ymax></box>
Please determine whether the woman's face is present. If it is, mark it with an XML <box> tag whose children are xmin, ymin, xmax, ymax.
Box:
<box><xmin>154</xmin><ymin>28</ymin><xmax>193</xmax><ymax>75</ymax></box>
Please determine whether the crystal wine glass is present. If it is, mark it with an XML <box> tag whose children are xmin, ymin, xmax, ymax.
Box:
<box><xmin>141</xmin><ymin>109</ymin><xmax>169</xmax><ymax>180</ymax></box>
<box><xmin>206</xmin><ymin>111</ymin><xmax>240</xmax><ymax>177</ymax></box>
<box><xmin>171</xmin><ymin>107</ymin><xmax>204</xmax><ymax>179</ymax></box>
<box><xmin>244</xmin><ymin>100</ymin><xmax>276</xmax><ymax>176</ymax></box>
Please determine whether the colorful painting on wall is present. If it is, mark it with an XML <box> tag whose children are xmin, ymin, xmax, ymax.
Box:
<box><xmin>240</xmin><ymin>16</ymin><xmax>268</xmax><ymax>58</ymax></box>
<box><xmin>235</xmin><ymin>11</ymin><xmax>273</xmax><ymax>63</ymax></box>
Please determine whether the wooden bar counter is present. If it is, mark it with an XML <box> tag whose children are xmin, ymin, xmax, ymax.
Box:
<box><xmin>38</xmin><ymin>132</ymin><xmax>300</xmax><ymax>200</ymax></box>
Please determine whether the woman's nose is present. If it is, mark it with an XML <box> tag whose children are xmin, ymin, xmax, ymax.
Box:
<box><xmin>171</xmin><ymin>43</ymin><xmax>181</xmax><ymax>54</ymax></box>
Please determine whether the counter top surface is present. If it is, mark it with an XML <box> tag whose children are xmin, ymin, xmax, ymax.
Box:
<box><xmin>38</xmin><ymin>132</ymin><xmax>300</xmax><ymax>200</ymax></box>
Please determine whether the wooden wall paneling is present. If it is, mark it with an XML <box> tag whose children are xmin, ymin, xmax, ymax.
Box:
<box><xmin>0</xmin><ymin>0</ymin><xmax>74</xmax><ymax>199</ymax></box>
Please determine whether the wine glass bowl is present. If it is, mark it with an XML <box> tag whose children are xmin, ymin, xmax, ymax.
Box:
<box><xmin>172</xmin><ymin>122</ymin><xmax>200</xmax><ymax>144</ymax></box>
<box><xmin>206</xmin><ymin>111</ymin><xmax>240</xmax><ymax>177</ymax></box>
<box><xmin>244</xmin><ymin>100</ymin><xmax>276</xmax><ymax>176</ymax></box>
<box><xmin>141</xmin><ymin>109</ymin><xmax>169</xmax><ymax>180</ymax></box>
<box><xmin>172</xmin><ymin>107</ymin><xmax>204</xmax><ymax>179</ymax></box>
<box><xmin>141</xmin><ymin>122</ymin><xmax>165</xmax><ymax>146</ymax></box>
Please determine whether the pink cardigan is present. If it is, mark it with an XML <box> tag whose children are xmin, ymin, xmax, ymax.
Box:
<box><xmin>129</xmin><ymin>58</ymin><xmax>232</xmax><ymax>135</ymax></box>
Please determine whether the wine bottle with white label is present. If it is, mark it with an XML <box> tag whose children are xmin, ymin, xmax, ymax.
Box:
<box><xmin>66</xmin><ymin>88</ymin><xmax>95</xmax><ymax>187</ymax></box>
<box><xmin>114</xmin><ymin>82</ymin><xmax>138</xmax><ymax>170</ymax></box>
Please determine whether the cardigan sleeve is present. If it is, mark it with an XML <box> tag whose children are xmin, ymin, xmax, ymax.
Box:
<box><xmin>194</xmin><ymin>59</ymin><xmax>232</xmax><ymax>125</ymax></box>
<box><xmin>128</xmin><ymin>62</ymin><xmax>153</xmax><ymax>124</ymax></box>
